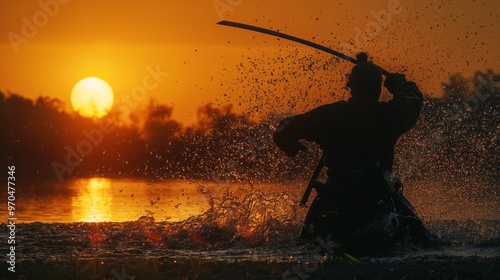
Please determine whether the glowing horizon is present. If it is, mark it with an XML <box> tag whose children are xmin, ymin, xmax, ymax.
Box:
<box><xmin>0</xmin><ymin>0</ymin><xmax>498</xmax><ymax>125</ymax></box>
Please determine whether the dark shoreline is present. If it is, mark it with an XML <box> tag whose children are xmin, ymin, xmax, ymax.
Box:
<box><xmin>1</xmin><ymin>255</ymin><xmax>498</xmax><ymax>280</ymax></box>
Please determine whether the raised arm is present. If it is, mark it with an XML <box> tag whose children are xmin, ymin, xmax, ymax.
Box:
<box><xmin>384</xmin><ymin>73</ymin><xmax>424</xmax><ymax>133</ymax></box>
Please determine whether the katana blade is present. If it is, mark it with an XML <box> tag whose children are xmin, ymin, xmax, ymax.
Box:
<box><xmin>217</xmin><ymin>20</ymin><xmax>389</xmax><ymax>75</ymax></box>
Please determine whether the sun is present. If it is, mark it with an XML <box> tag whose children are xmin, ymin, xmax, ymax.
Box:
<box><xmin>71</xmin><ymin>77</ymin><xmax>114</xmax><ymax>118</ymax></box>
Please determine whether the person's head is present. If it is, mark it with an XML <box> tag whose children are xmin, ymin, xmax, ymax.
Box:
<box><xmin>347</xmin><ymin>53</ymin><xmax>382</xmax><ymax>102</ymax></box>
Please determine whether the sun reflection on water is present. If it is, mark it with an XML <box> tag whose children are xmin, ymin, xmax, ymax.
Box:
<box><xmin>71</xmin><ymin>178</ymin><xmax>112</xmax><ymax>222</ymax></box>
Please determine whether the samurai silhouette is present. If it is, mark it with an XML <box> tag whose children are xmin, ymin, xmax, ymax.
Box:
<box><xmin>273</xmin><ymin>53</ymin><xmax>433</xmax><ymax>253</ymax></box>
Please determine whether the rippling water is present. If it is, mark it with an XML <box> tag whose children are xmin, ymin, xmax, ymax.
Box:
<box><xmin>0</xmin><ymin>178</ymin><xmax>497</xmax><ymax>280</ymax></box>
<box><xmin>2</xmin><ymin>178</ymin><xmax>499</xmax><ymax>268</ymax></box>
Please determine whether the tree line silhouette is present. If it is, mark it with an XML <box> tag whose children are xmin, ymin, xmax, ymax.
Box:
<box><xmin>0</xmin><ymin>70</ymin><xmax>498</xmax><ymax>189</ymax></box>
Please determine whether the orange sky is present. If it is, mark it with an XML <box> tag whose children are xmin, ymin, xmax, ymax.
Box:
<box><xmin>1</xmin><ymin>0</ymin><xmax>498</xmax><ymax>124</ymax></box>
